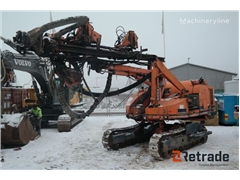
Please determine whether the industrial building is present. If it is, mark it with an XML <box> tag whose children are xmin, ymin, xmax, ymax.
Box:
<box><xmin>169</xmin><ymin>63</ymin><xmax>238</xmax><ymax>92</ymax></box>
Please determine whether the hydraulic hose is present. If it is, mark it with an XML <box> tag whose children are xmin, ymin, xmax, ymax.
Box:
<box><xmin>81</xmin><ymin>73</ymin><xmax>151</xmax><ymax>97</ymax></box>
<box><xmin>57</xmin><ymin>73</ymin><xmax>112</xmax><ymax>119</ymax></box>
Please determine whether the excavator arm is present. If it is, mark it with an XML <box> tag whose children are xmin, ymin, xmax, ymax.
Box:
<box><xmin>1</xmin><ymin>50</ymin><xmax>54</xmax><ymax>113</ymax></box>
<box><xmin>0</xmin><ymin>50</ymin><xmax>78</xmax><ymax>125</ymax></box>
<box><xmin>1</xmin><ymin>50</ymin><xmax>50</xmax><ymax>94</ymax></box>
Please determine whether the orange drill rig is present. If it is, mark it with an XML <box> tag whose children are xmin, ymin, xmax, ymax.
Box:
<box><xmin>1</xmin><ymin>15</ymin><xmax>216</xmax><ymax>160</ymax></box>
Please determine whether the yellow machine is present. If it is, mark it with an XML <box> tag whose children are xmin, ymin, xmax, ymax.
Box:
<box><xmin>22</xmin><ymin>88</ymin><xmax>38</xmax><ymax>109</ymax></box>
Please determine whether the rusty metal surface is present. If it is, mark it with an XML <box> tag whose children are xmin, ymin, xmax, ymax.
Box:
<box><xmin>1</xmin><ymin>87</ymin><xmax>27</xmax><ymax>114</ymax></box>
<box><xmin>1</xmin><ymin>114</ymin><xmax>37</xmax><ymax>146</ymax></box>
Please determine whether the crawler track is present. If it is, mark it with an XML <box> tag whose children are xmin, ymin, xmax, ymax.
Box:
<box><xmin>102</xmin><ymin>122</ymin><xmax>212</xmax><ymax>160</ymax></box>
<box><xmin>102</xmin><ymin>123</ymin><xmax>157</xmax><ymax>150</ymax></box>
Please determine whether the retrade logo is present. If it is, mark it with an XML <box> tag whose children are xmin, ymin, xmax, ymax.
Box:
<box><xmin>172</xmin><ymin>150</ymin><xmax>182</xmax><ymax>162</ymax></box>
<box><xmin>172</xmin><ymin>150</ymin><xmax>229</xmax><ymax>162</ymax></box>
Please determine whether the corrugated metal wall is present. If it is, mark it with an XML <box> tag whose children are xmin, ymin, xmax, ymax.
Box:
<box><xmin>170</xmin><ymin>64</ymin><xmax>236</xmax><ymax>90</ymax></box>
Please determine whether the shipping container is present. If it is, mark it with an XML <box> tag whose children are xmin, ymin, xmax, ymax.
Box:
<box><xmin>214</xmin><ymin>93</ymin><xmax>239</xmax><ymax>126</ymax></box>
<box><xmin>1</xmin><ymin>87</ymin><xmax>28</xmax><ymax>114</ymax></box>
<box><xmin>1</xmin><ymin>88</ymin><xmax>12</xmax><ymax>114</ymax></box>
<box><xmin>224</xmin><ymin>80</ymin><xmax>239</xmax><ymax>94</ymax></box>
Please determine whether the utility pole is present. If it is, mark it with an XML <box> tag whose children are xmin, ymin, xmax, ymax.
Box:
<box><xmin>162</xmin><ymin>11</ymin><xmax>166</xmax><ymax>63</ymax></box>
<box><xmin>49</xmin><ymin>11</ymin><xmax>56</xmax><ymax>34</ymax></box>
<box><xmin>188</xmin><ymin>57</ymin><xmax>190</xmax><ymax>79</ymax></box>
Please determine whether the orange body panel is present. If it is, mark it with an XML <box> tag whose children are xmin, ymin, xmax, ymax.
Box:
<box><xmin>116</xmin><ymin>31</ymin><xmax>138</xmax><ymax>49</ymax></box>
<box><xmin>126</xmin><ymin>78</ymin><xmax>215</xmax><ymax>122</ymax></box>
<box><xmin>107</xmin><ymin>64</ymin><xmax>151</xmax><ymax>76</ymax></box>
<box><xmin>75</xmin><ymin>23</ymin><xmax>102</xmax><ymax>45</ymax></box>
<box><xmin>165</xmin><ymin>80</ymin><xmax>214</xmax><ymax>111</ymax></box>
<box><xmin>165</xmin><ymin>80</ymin><xmax>206</xmax><ymax>95</ymax></box>
<box><xmin>145</xmin><ymin>98</ymin><xmax>189</xmax><ymax>120</ymax></box>
<box><xmin>126</xmin><ymin>89</ymin><xmax>147</xmax><ymax>115</ymax></box>
<box><xmin>106</xmin><ymin>59</ymin><xmax>216</xmax><ymax>122</ymax></box>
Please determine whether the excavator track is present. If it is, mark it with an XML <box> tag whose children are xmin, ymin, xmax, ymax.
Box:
<box><xmin>102</xmin><ymin>124</ymin><xmax>138</xmax><ymax>150</ymax></box>
<box><xmin>149</xmin><ymin>123</ymin><xmax>211</xmax><ymax>160</ymax></box>
<box><xmin>149</xmin><ymin>127</ymin><xmax>185</xmax><ymax>160</ymax></box>
<box><xmin>57</xmin><ymin>113</ymin><xmax>84</xmax><ymax>132</ymax></box>
<box><xmin>102</xmin><ymin>123</ymin><xmax>157</xmax><ymax>150</ymax></box>
<box><xmin>103</xmin><ymin>121</ymin><xmax>212</xmax><ymax>161</ymax></box>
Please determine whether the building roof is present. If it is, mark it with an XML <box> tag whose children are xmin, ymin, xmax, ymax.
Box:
<box><xmin>169</xmin><ymin>63</ymin><xmax>238</xmax><ymax>75</ymax></box>
<box><xmin>233</xmin><ymin>74</ymin><xmax>239</xmax><ymax>80</ymax></box>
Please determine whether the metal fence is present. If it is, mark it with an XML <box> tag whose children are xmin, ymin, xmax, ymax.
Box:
<box><xmin>81</xmin><ymin>91</ymin><xmax>134</xmax><ymax>116</ymax></box>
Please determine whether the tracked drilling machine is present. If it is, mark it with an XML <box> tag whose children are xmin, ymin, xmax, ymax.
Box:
<box><xmin>1</xmin><ymin>15</ymin><xmax>216</xmax><ymax>160</ymax></box>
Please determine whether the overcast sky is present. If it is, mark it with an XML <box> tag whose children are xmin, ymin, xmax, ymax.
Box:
<box><xmin>0</xmin><ymin>10</ymin><xmax>239</xmax><ymax>89</ymax></box>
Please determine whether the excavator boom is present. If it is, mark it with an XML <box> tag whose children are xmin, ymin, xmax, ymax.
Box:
<box><xmin>1</xmin><ymin>50</ymin><xmax>84</xmax><ymax>132</ymax></box>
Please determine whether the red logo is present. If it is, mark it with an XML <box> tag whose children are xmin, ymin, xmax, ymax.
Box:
<box><xmin>172</xmin><ymin>150</ymin><xmax>182</xmax><ymax>162</ymax></box>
